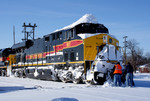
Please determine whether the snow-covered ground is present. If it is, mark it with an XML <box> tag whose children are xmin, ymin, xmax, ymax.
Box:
<box><xmin>0</xmin><ymin>73</ymin><xmax>150</xmax><ymax>101</ymax></box>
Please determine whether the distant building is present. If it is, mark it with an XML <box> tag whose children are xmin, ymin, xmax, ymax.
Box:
<box><xmin>139</xmin><ymin>63</ymin><xmax>150</xmax><ymax>73</ymax></box>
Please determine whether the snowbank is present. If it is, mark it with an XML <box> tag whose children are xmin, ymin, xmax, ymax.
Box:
<box><xmin>0</xmin><ymin>73</ymin><xmax>150</xmax><ymax>101</ymax></box>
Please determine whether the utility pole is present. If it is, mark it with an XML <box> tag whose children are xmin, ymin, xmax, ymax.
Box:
<box><xmin>123</xmin><ymin>36</ymin><xmax>128</xmax><ymax>66</ymax></box>
<box><xmin>13</xmin><ymin>26</ymin><xmax>15</xmax><ymax>44</ymax></box>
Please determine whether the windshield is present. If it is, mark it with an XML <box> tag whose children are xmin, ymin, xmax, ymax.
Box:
<box><xmin>75</xmin><ymin>23</ymin><xmax>108</xmax><ymax>34</ymax></box>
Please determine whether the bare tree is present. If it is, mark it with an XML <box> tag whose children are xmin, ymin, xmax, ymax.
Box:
<box><xmin>144</xmin><ymin>52</ymin><xmax>150</xmax><ymax>64</ymax></box>
<box><xmin>126</xmin><ymin>39</ymin><xmax>143</xmax><ymax>73</ymax></box>
<box><xmin>135</xmin><ymin>47</ymin><xmax>144</xmax><ymax>66</ymax></box>
<box><xmin>145</xmin><ymin>52</ymin><xmax>150</xmax><ymax>60</ymax></box>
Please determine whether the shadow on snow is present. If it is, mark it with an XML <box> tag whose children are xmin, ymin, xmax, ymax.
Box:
<box><xmin>0</xmin><ymin>86</ymin><xmax>36</xmax><ymax>94</ymax></box>
<box><xmin>51</xmin><ymin>97</ymin><xmax>78</xmax><ymax>101</ymax></box>
<box><xmin>134</xmin><ymin>80</ymin><xmax>150</xmax><ymax>88</ymax></box>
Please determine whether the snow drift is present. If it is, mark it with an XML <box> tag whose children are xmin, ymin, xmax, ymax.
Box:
<box><xmin>54</xmin><ymin>14</ymin><xmax>98</xmax><ymax>32</ymax></box>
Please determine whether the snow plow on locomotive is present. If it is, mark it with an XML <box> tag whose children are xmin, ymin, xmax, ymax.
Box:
<box><xmin>0</xmin><ymin>14</ymin><xmax>123</xmax><ymax>85</ymax></box>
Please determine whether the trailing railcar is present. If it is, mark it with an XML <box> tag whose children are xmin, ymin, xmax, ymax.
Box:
<box><xmin>0</xmin><ymin>48</ymin><xmax>14</xmax><ymax>76</ymax></box>
<box><xmin>0</xmin><ymin>14</ymin><xmax>123</xmax><ymax>84</ymax></box>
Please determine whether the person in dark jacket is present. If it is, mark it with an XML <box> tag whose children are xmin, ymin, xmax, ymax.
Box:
<box><xmin>125</xmin><ymin>62</ymin><xmax>134</xmax><ymax>87</ymax></box>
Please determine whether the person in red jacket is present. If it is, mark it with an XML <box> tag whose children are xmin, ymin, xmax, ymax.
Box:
<box><xmin>113</xmin><ymin>62</ymin><xmax>122</xmax><ymax>86</ymax></box>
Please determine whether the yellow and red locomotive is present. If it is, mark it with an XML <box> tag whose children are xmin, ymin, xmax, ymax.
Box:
<box><xmin>0</xmin><ymin>14</ymin><xmax>122</xmax><ymax>84</ymax></box>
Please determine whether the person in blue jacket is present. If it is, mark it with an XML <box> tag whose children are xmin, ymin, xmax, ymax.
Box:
<box><xmin>125</xmin><ymin>62</ymin><xmax>134</xmax><ymax>87</ymax></box>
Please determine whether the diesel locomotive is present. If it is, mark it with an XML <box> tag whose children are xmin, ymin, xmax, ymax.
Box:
<box><xmin>0</xmin><ymin>14</ymin><xmax>122</xmax><ymax>84</ymax></box>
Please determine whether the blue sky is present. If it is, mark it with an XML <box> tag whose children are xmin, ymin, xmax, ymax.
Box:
<box><xmin>0</xmin><ymin>0</ymin><xmax>150</xmax><ymax>54</ymax></box>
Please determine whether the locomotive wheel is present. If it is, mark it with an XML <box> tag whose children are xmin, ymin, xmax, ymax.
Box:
<box><xmin>14</xmin><ymin>71</ymin><xmax>19</xmax><ymax>77</ymax></box>
<box><xmin>73</xmin><ymin>80</ymin><xmax>80</xmax><ymax>84</ymax></box>
<box><xmin>2</xmin><ymin>70</ymin><xmax>6</xmax><ymax>76</ymax></box>
<box><xmin>61</xmin><ymin>78</ymin><xmax>68</xmax><ymax>83</ymax></box>
<box><xmin>73</xmin><ymin>77</ymin><xmax>81</xmax><ymax>84</ymax></box>
<box><xmin>85</xmin><ymin>79</ymin><xmax>95</xmax><ymax>85</ymax></box>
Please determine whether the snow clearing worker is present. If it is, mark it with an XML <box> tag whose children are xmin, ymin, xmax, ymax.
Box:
<box><xmin>113</xmin><ymin>62</ymin><xmax>122</xmax><ymax>86</ymax></box>
<box><xmin>125</xmin><ymin>62</ymin><xmax>134</xmax><ymax>87</ymax></box>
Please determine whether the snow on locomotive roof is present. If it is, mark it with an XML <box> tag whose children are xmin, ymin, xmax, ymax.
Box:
<box><xmin>53</xmin><ymin>14</ymin><xmax>98</xmax><ymax>33</ymax></box>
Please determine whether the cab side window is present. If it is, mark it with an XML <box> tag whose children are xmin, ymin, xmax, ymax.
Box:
<box><xmin>52</xmin><ymin>34</ymin><xmax>55</xmax><ymax>40</ymax></box>
<box><xmin>71</xmin><ymin>29</ymin><xmax>74</xmax><ymax>39</ymax></box>
<box><xmin>45</xmin><ymin>36</ymin><xmax>49</xmax><ymax>42</ymax></box>
<box><xmin>64</xmin><ymin>31</ymin><xmax>67</xmax><ymax>40</ymax></box>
